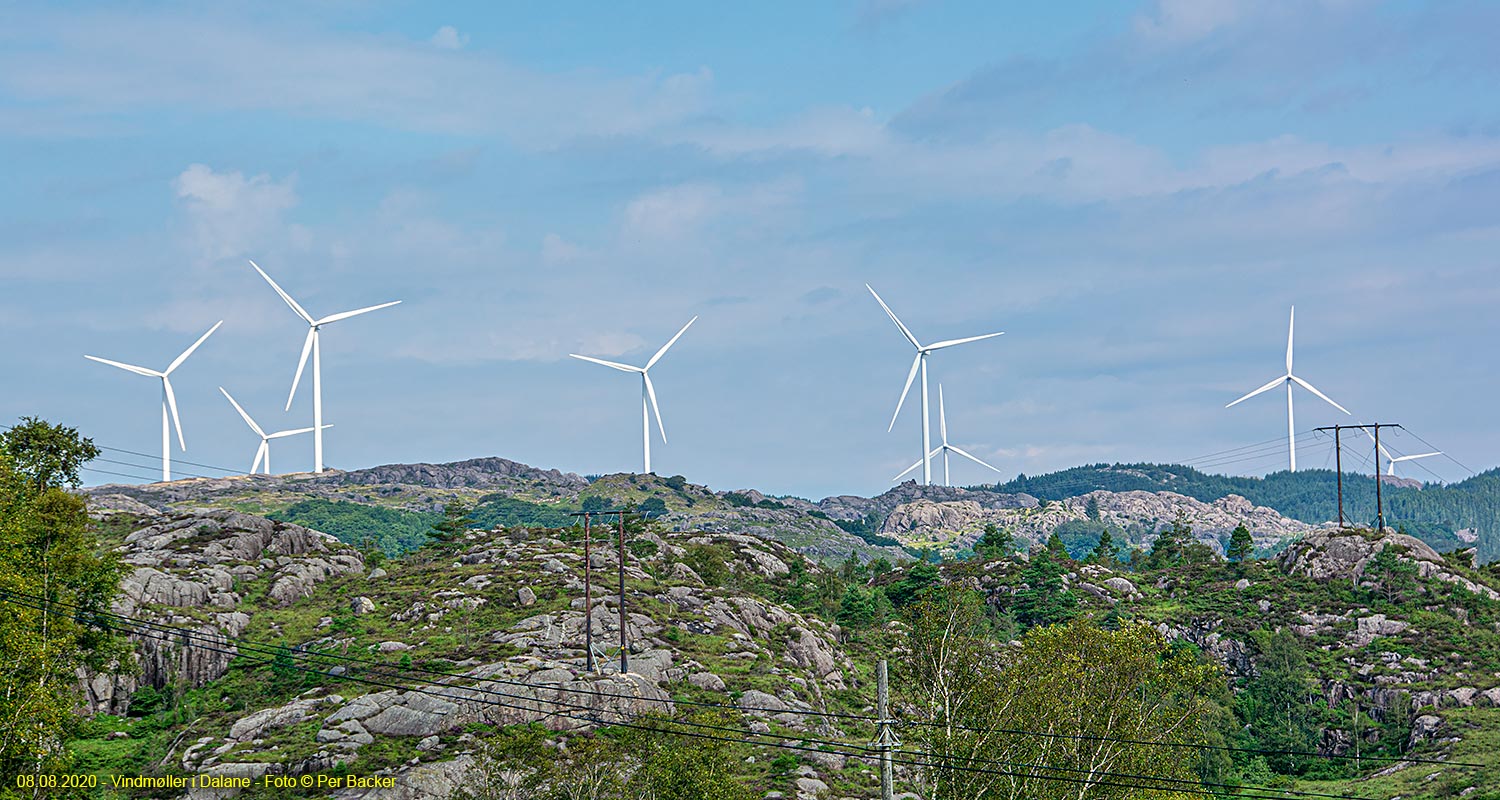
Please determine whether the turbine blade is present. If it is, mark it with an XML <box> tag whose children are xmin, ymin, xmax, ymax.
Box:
<box><xmin>249</xmin><ymin>260</ymin><xmax>315</xmax><ymax>324</ymax></box>
<box><xmin>1289</xmin><ymin>374</ymin><xmax>1351</xmax><ymax>415</ymax></box>
<box><xmin>166</xmin><ymin>320</ymin><xmax>223</xmax><ymax>374</ymax></box>
<box><xmin>949</xmin><ymin>445</ymin><xmax>1002</xmax><ymax>473</ymax></box>
<box><xmin>267</xmin><ymin>426</ymin><xmax>319</xmax><ymax>439</ymax></box>
<box><xmin>1393</xmin><ymin>452</ymin><xmax>1442</xmax><ymax>463</ymax></box>
<box><xmin>1225</xmin><ymin>376</ymin><xmax>1284</xmax><ymax>408</ymax></box>
<box><xmin>645</xmin><ymin>316</ymin><xmax>698</xmax><ymax>370</ymax></box>
<box><xmin>643</xmin><ymin>373</ymin><xmax>667</xmax><ymax>444</ymax></box>
<box><xmin>926</xmin><ymin>331</ymin><xmax>1005</xmax><ymax>351</ymax></box>
<box><xmin>251</xmin><ymin>441</ymin><xmax>267</xmax><ymax>475</ymax></box>
<box><xmin>315</xmin><ymin>300</ymin><xmax>402</xmax><ymax>326</ymax></box>
<box><xmin>162</xmin><ymin>377</ymin><xmax>185</xmax><ymax>451</ymax></box>
<box><xmin>1286</xmin><ymin>306</ymin><xmax>1295</xmax><ymax>374</ymax></box>
<box><xmin>84</xmin><ymin>355</ymin><xmax>162</xmax><ymax>378</ymax></box>
<box><xmin>888</xmin><ymin>353</ymin><xmax>921</xmax><ymax>432</ymax></box>
<box><xmin>891</xmin><ymin>458</ymin><xmax>923</xmax><ymax>482</ymax></box>
<box><xmin>569</xmin><ymin>354</ymin><xmax>642</xmax><ymax>373</ymax></box>
<box><xmin>286</xmin><ymin>328</ymin><xmax>315</xmax><ymax>410</ymax></box>
<box><xmin>866</xmin><ymin>284</ymin><xmax>921</xmax><ymax>348</ymax></box>
<box><xmin>218</xmin><ymin>387</ymin><xmax>264</xmax><ymax>438</ymax></box>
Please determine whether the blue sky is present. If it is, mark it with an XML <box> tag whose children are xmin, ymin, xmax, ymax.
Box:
<box><xmin>2</xmin><ymin>0</ymin><xmax>1497</xmax><ymax>498</ymax></box>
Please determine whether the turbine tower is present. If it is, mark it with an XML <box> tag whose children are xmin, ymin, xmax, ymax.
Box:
<box><xmin>570</xmin><ymin>316</ymin><xmax>697</xmax><ymax>474</ymax></box>
<box><xmin>892</xmin><ymin>384</ymin><xmax>1001</xmax><ymax>487</ymax></box>
<box><xmin>867</xmin><ymin>285</ymin><xmax>1004</xmax><ymax>486</ymax></box>
<box><xmin>249</xmin><ymin>260</ymin><xmax>400</xmax><ymax>474</ymax></box>
<box><xmin>219</xmin><ymin>387</ymin><xmax>327</xmax><ymax>475</ymax></box>
<box><xmin>85</xmin><ymin>321</ymin><xmax>223</xmax><ymax>482</ymax></box>
<box><xmin>1226</xmin><ymin>307</ymin><xmax>1350</xmax><ymax>471</ymax></box>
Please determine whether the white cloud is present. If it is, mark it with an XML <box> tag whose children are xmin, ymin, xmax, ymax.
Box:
<box><xmin>1133</xmin><ymin>0</ymin><xmax>1247</xmax><ymax>44</ymax></box>
<box><xmin>173</xmin><ymin>164</ymin><xmax>298</xmax><ymax>262</ymax></box>
<box><xmin>0</xmin><ymin>11</ymin><xmax>713</xmax><ymax>145</ymax></box>
<box><xmin>430</xmin><ymin>25</ymin><xmax>468</xmax><ymax>50</ymax></box>
<box><xmin>541</xmin><ymin>233</ymin><xmax>587</xmax><ymax>264</ymax></box>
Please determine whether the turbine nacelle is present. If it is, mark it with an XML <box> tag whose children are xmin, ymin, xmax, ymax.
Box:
<box><xmin>84</xmin><ymin>320</ymin><xmax>224</xmax><ymax>481</ymax></box>
<box><xmin>570</xmin><ymin>316</ymin><xmax>698</xmax><ymax>474</ymax></box>
<box><xmin>867</xmin><ymin>284</ymin><xmax>1004</xmax><ymax>486</ymax></box>
<box><xmin>1225</xmin><ymin>306</ymin><xmax>1349</xmax><ymax>471</ymax></box>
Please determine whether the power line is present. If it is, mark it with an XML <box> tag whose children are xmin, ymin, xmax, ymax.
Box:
<box><xmin>0</xmin><ymin>591</ymin><xmax>1379</xmax><ymax>800</ymax></box>
<box><xmin>1</xmin><ymin>586</ymin><xmax>1475</xmax><ymax>773</ymax></box>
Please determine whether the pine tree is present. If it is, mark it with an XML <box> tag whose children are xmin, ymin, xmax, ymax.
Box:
<box><xmin>1089</xmin><ymin>529</ymin><xmax>1119</xmax><ymax>565</ymax></box>
<box><xmin>974</xmin><ymin>524</ymin><xmax>1013</xmax><ymax>560</ymax></box>
<box><xmin>1227</xmin><ymin>524</ymin><xmax>1254</xmax><ymax>564</ymax></box>
<box><xmin>430</xmin><ymin>500</ymin><xmax>475</xmax><ymax>545</ymax></box>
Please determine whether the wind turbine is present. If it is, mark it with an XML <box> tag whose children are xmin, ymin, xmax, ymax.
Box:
<box><xmin>570</xmin><ymin>317</ymin><xmax>697</xmax><ymax>474</ymax></box>
<box><xmin>249</xmin><ymin>260</ymin><xmax>400</xmax><ymax>474</ymax></box>
<box><xmin>1359</xmin><ymin>427</ymin><xmax>1441</xmax><ymax>477</ymax></box>
<box><xmin>1225</xmin><ymin>306</ymin><xmax>1350</xmax><ymax>471</ymax></box>
<box><xmin>867</xmin><ymin>285</ymin><xmax>1004</xmax><ymax>486</ymax></box>
<box><xmin>85</xmin><ymin>321</ymin><xmax>223</xmax><ymax>482</ymax></box>
<box><xmin>892</xmin><ymin>384</ymin><xmax>1001</xmax><ymax>487</ymax></box>
<box><xmin>219</xmin><ymin>387</ymin><xmax>327</xmax><ymax>475</ymax></box>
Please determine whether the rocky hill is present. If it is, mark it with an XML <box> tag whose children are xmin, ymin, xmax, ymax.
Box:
<box><xmin>85</xmin><ymin>456</ymin><xmax>1359</xmax><ymax>568</ymax></box>
<box><xmin>70</xmin><ymin>495</ymin><xmax>1500</xmax><ymax>799</ymax></box>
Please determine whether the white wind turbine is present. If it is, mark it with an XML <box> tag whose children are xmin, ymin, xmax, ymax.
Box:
<box><xmin>892</xmin><ymin>384</ymin><xmax>1001</xmax><ymax>487</ymax></box>
<box><xmin>249</xmin><ymin>260</ymin><xmax>400</xmax><ymax>474</ymax></box>
<box><xmin>867</xmin><ymin>285</ymin><xmax>1004</xmax><ymax>486</ymax></box>
<box><xmin>219</xmin><ymin>387</ymin><xmax>328</xmax><ymax>476</ymax></box>
<box><xmin>85</xmin><ymin>321</ymin><xmax>223</xmax><ymax>482</ymax></box>
<box><xmin>1359</xmin><ymin>427</ymin><xmax>1441</xmax><ymax>477</ymax></box>
<box><xmin>1226</xmin><ymin>307</ymin><xmax>1350</xmax><ymax>472</ymax></box>
<box><xmin>570</xmin><ymin>317</ymin><xmax>697</xmax><ymax>475</ymax></box>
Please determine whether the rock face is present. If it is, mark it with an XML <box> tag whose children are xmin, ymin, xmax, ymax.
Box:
<box><xmin>1279</xmin><ymin>529</ymin><xmax>1500</xmax><ymax>600</ymax></box>
<box><xmin>881</xmin><ymin>489</ymin><xmax>1323</xmax><ymax>554</ymax></box>
<box><xmin>817</xmin><ymin>481</ymin><xmax>1034</xmax><ymax>522</ymax></box>
<box><xmin>79</xmin><ymin>510</ymin><xmax>363</xmax><ymax>714</ymax></box>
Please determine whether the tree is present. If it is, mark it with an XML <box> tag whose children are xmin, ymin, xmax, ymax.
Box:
<box><xmin>1045</xmin><ymin>531</ymin><xmax>1069</xmax><ymax>560</ymax></box>
<box><xmin>430</xmin><ymin>500</ymin><xmax>475</xmax><ymax>545</ymax></box>
<box><xmin>637</xmin><ymin>496</ymin><xmax>668</xmax><ymax>519</ymax></box>
<box><xmin>0</xmin><ymin>417</ymin><xmax>100</xmax><ymax>491</ymax></box>
<box><xmin>973</xmin><ymin>524</ymin><xmax>1013</xmax><ymax>560</ymax></box>
<box><xmin>1084</xmin><ymin>494</ymin><xmax>1102</xmax><ymax>521</ymax></box>
<box><xmin>1227</xmin><ymin>524</ymin><xmax>1254</xmax><ymax>564</ymax></box>
<box><xmin>901</xmin><ymin>589</ymin><xmax>1229</xmax><ymax>800</ymax></box>
<box><xmin>0</xmin><ymin>425</ymin><xmax>127</xmax><ymax>788</ymax></box>
<box><xmin>1364</xmin><ymin>544</ymin><xmax>1420</xmax><ymax>605</ymax></box>
<box><xmin>1013</xmin><ymin>549</ymin><xmax>1076</xmax><ymax>628</ymax></box>
<box><xmin>1237</xmin><ymin>628</ymin><xmax>1322</xmax><ymax>774</ymax></box>
<box><xmin>885</xmin><ymin>561</ymin><xmax>940</xmax><ymax>608</ymax></box>
<box><xmin>1088</xmin><ymin>529</ymin><xmax>1119</xmax><ymax>565</ymax></box>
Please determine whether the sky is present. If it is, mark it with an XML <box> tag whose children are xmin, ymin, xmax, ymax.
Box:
<box><xmin>2</xmin><ymin>0</ymin><xmax>1497</xmax><ymax>499</ymax></box>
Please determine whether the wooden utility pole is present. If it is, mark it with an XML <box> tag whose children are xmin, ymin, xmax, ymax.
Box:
<box><xmin>616</xmin><ymin>510</ymin><xmax>630</xmax><ymax>675</ymax></box>
<box><xmin>873</xmin><ymin>659</ymin><xmax>898</xmax><ymax>800</ymax></box>
<box><xmin>583</xmin><ymin>512</ymin><xmax>595</xmax><ymax>673</ymax></box>
<box><xmin>1314</xmin><ymin>423</ymin><xmax>1401</xmax><ymax>532</ymax></box>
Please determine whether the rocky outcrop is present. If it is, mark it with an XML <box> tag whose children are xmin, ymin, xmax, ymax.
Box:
<box><xmin>880</xmin><ymin>489</ymin><xmax>1320</xmax><ymax>554</ymax></box>
<box><xmin>79</xmin><ymin>510</ymin><xmax>364</xmax><ymax>714</ymax></box>
<box><xmin>1279</xmin><ymin>529</ymin><xmax>1500</xmax><ymax>601</ymax></box>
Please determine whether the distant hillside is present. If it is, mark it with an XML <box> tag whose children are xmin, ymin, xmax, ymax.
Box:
<box><xmin>981</xmin><ymin>463</ymin><xmax>1500</xmax><ymax>561</ymax></box>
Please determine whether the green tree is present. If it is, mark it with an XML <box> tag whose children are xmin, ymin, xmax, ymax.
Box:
<box><xmin>973</xmin><ymin>523</ymin><xmax>1013</xmax><ymax>560</ymax></box>
<box><xmin>1227</xmin><ymin>524</ymin><xmax>1254</xmax><ymax>564</ymax></box>
<box><xmin>0</xmin><ymin>418</ymin><xmax>101</xmax><ymax>491</ymax></box>
<box><xmin>1084</xmin><ymin>494</ymin><xmax>1102</xmax><ymax>521</ymax></box>
<box><xmin>902</xmin><ymin>588</ymin><xmax>1228</xmax><ymax>800</ymax></box>
<box><xmin>1045</xmin><ymin>531</ymin><xmax>1069</xmax><ymax>559</ymax></box>
<box><xmin>1237</xmin><ymin>628</ymin><xmax>1322</xmax><ymax>774</ymax></box>
<box><xmin>430</xmin><ymin>500</ymin><xmax>475</xmax><ymax>545</ymax></box>
<box><xmin>1013</xmin><ymin>549</ymin><xmax>1077</xmax><ymax>628</ymax></box>
<box><xmin>885</xmin><ymin>561</ymin><xmax>940</xmax><ymax>608</ymax></box>
<box><xmin>1364</xmin><ymin>544</ymin><xmax>1420</xmax><ymax>605</ymax></box>
<box><xmin>0</xmin><ymin>424</ymin><xmax>126</xmax><ymax>789</ymax></box>
<box><xmin>1088</xmin><ymin>528</ymin><xmax>1120</xmax><ymax>565</ymax></box>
